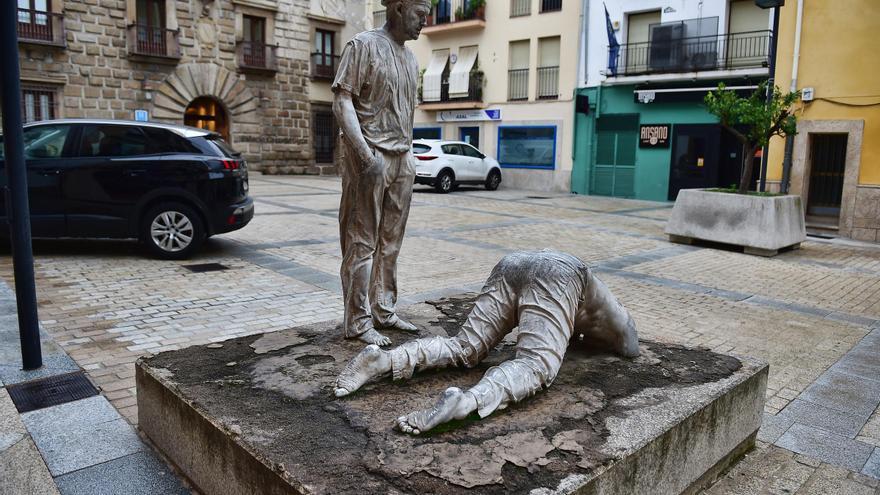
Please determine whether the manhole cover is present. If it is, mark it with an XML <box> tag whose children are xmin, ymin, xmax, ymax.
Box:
<box><xmin>183</xmin><ymin>263</ymin><xmax>230</xmax><ymax>273</ymax></box>
<box><xmin>7</xmin><ymin>372</ymin><xmax>98</xmax><ymax>413</ymax></box>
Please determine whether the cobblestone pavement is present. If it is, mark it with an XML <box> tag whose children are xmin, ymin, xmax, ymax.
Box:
<box><xmin>1</xmin><ymin>173</ymin><xmax>879</xmax><ymax>493</ymax></box>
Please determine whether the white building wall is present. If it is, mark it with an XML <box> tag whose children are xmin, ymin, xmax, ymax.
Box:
<box><xmin>579</xmin><ymin>0</ymin><xmax>773</xmax><ymax>88</ymax></box>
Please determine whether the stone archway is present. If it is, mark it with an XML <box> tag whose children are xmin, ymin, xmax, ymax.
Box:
<box><xmin>152</xmin><ymin>63</ymin><xmax>259</xmax><ymax>132</ymax></box>
<box><xmin>184</xmin><ymin>96</ymin><xmax>230</xmax><ymax>141</ymax></box>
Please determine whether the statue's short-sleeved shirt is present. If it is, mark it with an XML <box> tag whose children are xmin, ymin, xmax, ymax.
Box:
<box><xmin>332</xmin><ymin>29</ymin><xmax>419</xmax><ymax>154</ymax></box>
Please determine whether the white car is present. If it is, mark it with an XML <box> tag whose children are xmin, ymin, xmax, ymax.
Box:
<box><xmin>412</xmin><ymin>139</ymin><xmax>502</xmax><ymax>193</ymax></box>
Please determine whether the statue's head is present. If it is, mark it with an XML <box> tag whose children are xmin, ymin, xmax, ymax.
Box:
<box><xmin>382</xmin><ymin>0</ymin><xmax>431</xmax><ymax>41</ymax></box>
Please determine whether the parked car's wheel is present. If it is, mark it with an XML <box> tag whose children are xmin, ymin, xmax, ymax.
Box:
<box><xmin>142</xmin><ymin>202</ymin><xmax>205</xmax><ymax>260</ymax></box>
<box><xmin>435</xmin><ymin>170</ymin><xmax>454</xmax><ymax>194</ymax></box>
<box><xmin>485</xmin><ymin>169</ymin><xmax>501</xmax><ymax>191</ymax></box>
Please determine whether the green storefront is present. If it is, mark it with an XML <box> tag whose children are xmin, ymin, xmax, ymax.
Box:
<box><xmin>571</xmin><ymin>83</ymin><xmax>761</xmax><ymax>202</ymax></box>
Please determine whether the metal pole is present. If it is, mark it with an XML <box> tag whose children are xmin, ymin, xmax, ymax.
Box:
<box><xmin>759</xmin><ymin>5</ymin><xmax>781</xmax><ymax>192</ymax></box>
<box><xmin>1</xmin><ymin>1</ymin><xmax>43</xmax><ymax>370</ymax></box>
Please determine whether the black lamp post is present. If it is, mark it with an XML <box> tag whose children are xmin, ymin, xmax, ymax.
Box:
<box><xmin>1</xmin><ymin>2</ymin><xmax>43</xmax><ymax>370</ymax></box>
<box><xmin>755</xmin><ymin>0</ymin><xmax>784</xmax><ymax>192</ymax></box>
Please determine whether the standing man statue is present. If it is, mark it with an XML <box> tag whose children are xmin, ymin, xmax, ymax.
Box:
<box><xmin>332</xmin><ymin>0</ymin><xmax>431</xmax><ymax>346</ymax></box>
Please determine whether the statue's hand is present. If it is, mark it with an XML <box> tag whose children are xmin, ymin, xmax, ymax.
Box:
<box><xmin>361</xmin><ymin>149</ymin><xmax>385</xmax><ymax>176</ymax></box>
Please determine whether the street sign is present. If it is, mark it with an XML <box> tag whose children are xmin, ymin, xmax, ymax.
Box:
<box><xmin>437</xmin><ymin>109</ymin><xmax>502</xmax><ymax>122</ymax></box>
<box><xmin>134</xmin><ymin>109</ymin><xmax>149</xmax><ymax>122</ymax></box>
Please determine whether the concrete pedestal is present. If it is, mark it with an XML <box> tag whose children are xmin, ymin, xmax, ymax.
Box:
<box><xmin>136</xmin><ymin>295</ymin><xmax>768</xmax><ymax>495</ymax></box>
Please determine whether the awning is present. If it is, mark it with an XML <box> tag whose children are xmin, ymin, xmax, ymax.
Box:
<box><xmin>449</xmin><ymin>46</ymin><xmax>478</xmax><ymax>98</ymax></box>
<box><xmin>422</xmin><ymin>50</ymin><xmax>448</xmax><ymax>102</ymax></box>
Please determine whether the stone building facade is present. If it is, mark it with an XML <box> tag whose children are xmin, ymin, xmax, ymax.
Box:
<box><xmin>15</xmin><ymin>0</ymin><xmax>320</xmax><ymax>173</ymax></box>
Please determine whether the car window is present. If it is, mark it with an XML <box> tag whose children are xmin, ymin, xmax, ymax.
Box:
<box><xmin>207</xmin><ymin>135</ymin><xmax>240</xmax><ymax>157</ymax></box>
<box><xmin>189</xmin><ymin>135</ymin><xmax>240</xmax><ymax>158</ymax></box>
<box><xmin>0</xmin><ymin>135</ymin><xmax>4</xmax><ymax>159</ymax></box>
<box><xmin>142</xmin><ymin>127</ymin><xmax>200</xmax><ymax>154</ymax></box>
<box><xmin>412</xmin><ymin>144</ymin><xmax>431</xmax><ymax>154</ymax></box>
<box><xmin>461</xmin><ymin>144</ymin><xmax>483</xmax><ymax>158</ymax></box>
<box><xmin>78</xmin><ymin>125</ymin><xmax>147</xmax><ymax>157</ymax></box>
<box><xmin>441</xmin><ymin>144</ymin><xmax>462</xmax><ymax>155</ymax></box>
<box><xmin>22</xmin><ymin>125</ymin><xmax>72</xmax><ymax>159</ymax></box>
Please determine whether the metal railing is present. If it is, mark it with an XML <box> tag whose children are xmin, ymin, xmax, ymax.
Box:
<box><xmin>510</xmin><ymin>0</ymin><xmax>530</xmax><ymax>17</ymax></box>
<box><xmin>608</xmin><ymin>30</ymin><xmax>772</xmax><ymax>77</ymax></box>
<box><xmin>127</xmin><ymin>24</ymin><xmax>180</xmax><ymax>58</ymax></box>
<box><xmin>429</xmin><ymin>0</ymin><xmax>486</xmax><ymax>26</ymax></box>
<box><xmin>508</xmin><ymin>68</ymin><xmax>529</xmax><ymax>101</ymax></box>
<box><xmin>536</xmin><ymin>66</ymin><xmax>559</xmax><ymax>99</ymax></box>
<box><xmin>237</xmin><ymin>42</ymin><xmax>277</xmax><ymax>71</ymax></box>
<box><xmin>17</xmin><ymin>9</ymin><xmax>65</xmax><ymax>46</ymax></box>
<box><xmin>540</xmin><ymin>0</ymin><xmax>563</xmax><ymax>13</ymax></box>
<box><xmin>311</xmin><ymin>53</ymin><xmax>340</xmax><ymax>80</ymax></box>
<box><xmin>421</xmin><ymin>71</ymin><xmax>483</xmax><ymax>103</ymax></box>
<box><xmin>373</xmin><ymin>9</ymin><xmax>386</xmax><ymax>27</ymax></box>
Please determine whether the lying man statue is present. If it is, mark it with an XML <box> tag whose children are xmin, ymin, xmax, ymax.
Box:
<box><xmin>334</xmin><ymin>250</ymin><xmax>640</xmax><ymax>435</ymax></box>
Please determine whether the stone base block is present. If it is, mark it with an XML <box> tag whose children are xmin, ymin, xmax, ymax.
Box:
<box><xmin>136</xmin><ymin>296</ymin><xmax>768</xmax><ymax>495</ymax></box>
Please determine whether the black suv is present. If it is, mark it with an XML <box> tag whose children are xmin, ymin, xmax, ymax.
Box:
<box><xmin>0</xmin><ymin>119</ymin><xmax>253</xmax><ymax>259</ymax></box>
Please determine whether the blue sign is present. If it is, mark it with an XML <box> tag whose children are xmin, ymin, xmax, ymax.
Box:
<box><xmin>437</xmin><ymin>109</ymin><xmax>502</xmax><ymax>122</ymax></box>
<box><xmin>134</xmin><ymin>110</ymin><xmax>149</xmax><ymax>122</ymax></box>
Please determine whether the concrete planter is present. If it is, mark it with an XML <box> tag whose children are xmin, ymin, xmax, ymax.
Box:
<box><xmin>665</xmin><ymin>189</ymin><xmax>806</xmax><ymax>256</ymax></box>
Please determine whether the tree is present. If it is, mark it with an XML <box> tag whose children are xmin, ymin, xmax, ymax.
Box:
<box><xmin>704</xmin><ymin>83</ymin><xmax>799</xmax><ymax>194</ymax></box>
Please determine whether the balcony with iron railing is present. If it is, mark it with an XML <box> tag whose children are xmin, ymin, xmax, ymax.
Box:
<box><xmin>536</xmin><ymin>66</ymin><xmax>559</xmax><ymax>100</ymax></box>
<box><xmin>311</xmin><ymin>53</ymin><xmax>340</xmax><ymax>80</ymax></box>
<box><xmin>607</xmin><ymin>30</ymin><xmax>772</xmax><ymax>78</ymax></box>
<box><xmin>17</xmin><ymin>8</ymin><xmax>65</xmax><ymax>47</ymax></box>
<box><xmin>423</xmin><ymin>0</ymin><xmax>486</xmax><ymax>35</ymax></box>
<box><xmin>127</xmin><ymin>24</ymin><xmax>181</xmax><ymax>62</ymax></box>
<box><xmin>508</xmin><ymin>68</ymin><xmax>529</xmax><ymax>101</ymax></box>
<box><xmin>540</xmin><ymin>0</ymin><xmax>563</xmax><ymax>13</ymax></box>
<box><xmin>419</xmin><ymin>71</ymin><xmax>484</xmax><ymax>110</ymax></box>
<box><xmin>237</xmin><ymin>42</ymin><xmax>278</xmax><ymax>73</ymax></box>
<box><xmin>510</xmin><ymin>0</ymin><xmax>530</xmax><ymax>17</ymax></box>
<box><xmin>373</xmin><ymin>9</ymin><xmax>386</xmax><ymax>28</ymax></box>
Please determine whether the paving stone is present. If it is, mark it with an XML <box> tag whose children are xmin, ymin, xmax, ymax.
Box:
<box><xmin>829</xmin><ymin>347</ymin><xmax>880</xmax><ymax>383</ymax></box>
<box><xmin>798</xmin><ymin>463</ymin><xmax>875</xmax><ymax>495</ymax></box>
<box><xmin>780</xmin><ymin>399</ymin><xmax>872</xmax><ymax>439</ymax></box>
<box><xmin>0</xmin><ymin>352</ymin><xmax>80</xmax><ymax>386</ymax></box>
<box><xmin>22</xmin><ymin>396</ymin><xmax>144</xmax><ymax>476</ymax></box>
<box><xmin>862</xmin><ymin>448</ymin><xmax>880</xmax><ymax>479</ymax></box>
<box><xmin>0</xmin><ymin>388</ymin><xmax>27</xmax><ymax>453</ymax></box>
<box><xmin>758</xmin><ymin>411</ymin><xmax>795</xmax><ymax>444</ymax></box>
<box><xmin>798</xmin><ymin>370</ymin><xmax>880</xmax><ymax>418</ymax></box>
<box><xmin>54</xmin><ymin>451</ymin><xmax>189</xmax><ymax>495</ymax></box>
<box><xmin>777</xmin><ymin>423</ymin><xmax>874</xmax><ymax>472</ymax></box>
<box><xmin>0</xmin><ymin>436</ymin><xmax>60</xmax><ymax>495</ymax></box>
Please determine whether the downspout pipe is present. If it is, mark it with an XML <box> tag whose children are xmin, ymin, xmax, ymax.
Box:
<box><xmin>759</xmin><ymin>5</ymin><xmax>781</xmax><ymax>192</ymax></box>
<box><xmin>781</xmin><ymin>0</ymin><xmax>804</xmax><ymax>194</ymax></box>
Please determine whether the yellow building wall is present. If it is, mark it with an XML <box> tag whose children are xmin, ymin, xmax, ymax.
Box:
<box><xmin>768</xmin><ymin>0</ymin><xmax>880</xmax><ymax>185</ymax></box>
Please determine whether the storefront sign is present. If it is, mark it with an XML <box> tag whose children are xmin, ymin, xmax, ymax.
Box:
<box><xmin>639</xmin><ymin>124</ymin><xmax>670</xmax><ymax>148</ymax></box>
<box><xmin>437</xmin><ymin>109</ymin><xmax>501</xmax><ymax>122</ymax></box>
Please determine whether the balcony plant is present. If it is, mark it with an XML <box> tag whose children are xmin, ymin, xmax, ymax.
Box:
<box><xmin>665</xmin><ymin>83</ymin><xmax>805</xmax><ymax>256</ymax></box>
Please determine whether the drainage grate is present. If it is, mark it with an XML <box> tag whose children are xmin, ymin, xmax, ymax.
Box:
<box><xmin>527</xmin><ymin>196</ymin><xmax>552</xmax><ymax>200</ymax></box>
<box><xmin>7</xmin><ymin>372</ymin><xmax>98</xmax><ymax>413</ymax></box>
<box><xmin>182</xmin><ymin>263</ymin><xmax>230</xmax><ymax>273</ymax></box>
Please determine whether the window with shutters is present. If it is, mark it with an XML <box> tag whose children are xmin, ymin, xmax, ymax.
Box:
<box><xmin>591</xmin><ymin>114</ymin><xmax>638</xmax><ymax>198</ymax></box>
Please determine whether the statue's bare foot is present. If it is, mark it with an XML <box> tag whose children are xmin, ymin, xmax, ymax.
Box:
<box><xmin>378</xmin><ymin>316</ymin><xmax>419</xmax><ymax>333</ymax></box>
<box><xmin>357</xmin><ymin>328</ymin><xmax>392</xmax><ymax>347</ymax></box>
<box><xmin>334</xmin><ymin>344</ymin><xmax>392</xmax><ymax>397</ymax></box>
<box><xmin>396</xmin><ymin>387</ymin><xmax>478</xmax><ymax>435</ymax></box>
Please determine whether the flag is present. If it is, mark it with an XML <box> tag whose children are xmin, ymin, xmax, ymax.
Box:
<box><xmin>605</xmin><ymin>4</ymin><xmax>620</xmax><ymax>76</ymax></box>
